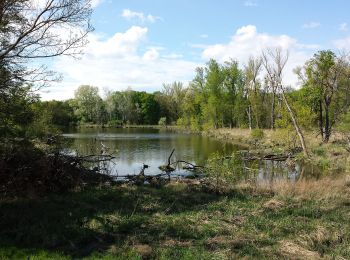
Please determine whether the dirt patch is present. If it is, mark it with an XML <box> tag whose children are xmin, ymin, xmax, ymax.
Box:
<box><xmin>133</xmin><ymin>244</ymin><xmax>153</xmax><ymax>258</ymax></box>
<box><xmin>163</xmin><ymin>238</ymin><xmax>193</xmax><ymax>247</ymax></box>
<box><xmin>222</xmin><ymin>215</ymin><xmax>246</xmax><ymax>226</ymax></box>
<box><xmin>279</xmin><ymin>240</ymin><xmax>321</xmax><ymax>259</ymax></box>
<box><xmin>263</xmin><ymin>199</ymin><xmax>285</xmax><ymax>211</ymax></box>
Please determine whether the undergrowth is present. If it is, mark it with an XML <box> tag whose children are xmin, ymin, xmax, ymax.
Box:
<box><xmin>0</xmin><ymin>175</ymin><xmax>349</xmax><ymax>259</ymax></box>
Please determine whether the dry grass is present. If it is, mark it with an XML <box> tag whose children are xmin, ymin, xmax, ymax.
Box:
<box><xmin>236</xmin><ymin>174</ymin><xmax>350</xmax><ymax>201</ymax></box>
<box><xmin>298</xmin><ymin>225</ymin><xmax>343</xmax><ymax>250</ymax></box>
<box><xmin>263</xmin><ymin>199</ymin><xmax>285</xmax><ymax>211</ymax></box>
<box><xmin>279</xmin><ymin>240</ymin><xmax>321</xmax><ymax>259</ymax></box>
<box><xmin>206</xmin><ymin>235</ymin><xmax>253</xmax><ymax>250</ymax></box>
<box><xmin>253</xmin><ymin>175</ymin><xmax>350</xmax><ymax>201</ymax></box>
<box><xmin>132</xmin><ymin>244</ymin><xmax>153</xmax><ymax>258</ymax></box>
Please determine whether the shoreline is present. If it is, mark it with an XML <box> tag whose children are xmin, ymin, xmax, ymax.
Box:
<box><xmin>73</xmin><ymin>124</ymin><xmax>349</xmax><ymax>174</ymax></box>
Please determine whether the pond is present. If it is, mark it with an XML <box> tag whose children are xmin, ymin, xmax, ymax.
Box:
<box><xmin>62</xmin><ymin>127</ymin><xmax>319</xmax><ymax>182</ymax></box>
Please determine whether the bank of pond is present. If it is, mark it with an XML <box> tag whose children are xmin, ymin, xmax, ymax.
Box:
<box><xmin>62</xmin><ymin>127</ymin><xmax>325</xmax><ymax>185</ymax></box>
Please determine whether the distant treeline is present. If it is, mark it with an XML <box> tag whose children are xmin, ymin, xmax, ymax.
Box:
<box><xmin>3</xmin><ymin>50</ymin><xmax>350</xmax><ymax>144</ymax></box>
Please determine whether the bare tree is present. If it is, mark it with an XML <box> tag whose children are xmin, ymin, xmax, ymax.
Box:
<box><xmin>262</xmin><ymin>48</ymin><xmax>309</xmax><ymax>157</ymax></box>
<box><xmin>262</xmin><ymin>51</ymin><xmax>278</xmax><ymax>129</ymax></box>
<box><xmin>244</xmin><ymin>56</ymin><xmax>263</xmax><ymax>129</ymax></box>
<box><xmin>0</xmin><ymin>0</ymin><xmax>93</xmax><ymax>88</ymax></box>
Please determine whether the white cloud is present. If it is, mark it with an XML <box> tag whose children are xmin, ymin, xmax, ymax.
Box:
<box><xmin>339</xmin><ymin>22</ymin><xmax>348</xmax><ymax>32</ymax></box>
<box><xmin>40</xmin><ymin>27</ymin><xmax>198</xmax><ymax>100</ymax></box>
<box><xmin>121</xmin><ymin>9</ymin><xmax>161</xmax><ymax>23</ymax></box>
<box><xmin>85</xmin><ymin>26</ymin><xmax>148</xmax><ymax>57</ymax></box>
<box><xmin>91</xmin><ymin>0</ymin><xmax>103</xmax><ymax>8</ymax></box>
<box><xmin>302</xmin><ymin>22</ymin><xmax>321</xmax><ymax>29</ymax></box>
<box><xmin>334</xmin><ymin>36</ymin><xmax>350</xmax><ymax>51</ymax></box>
<box><xmin>201</xmin><ymin>25</ymin><xmax>319</xmax><ymax>87</ymax></box>
<box><xmin>143</xmin><ymin>48</ymin><xmax>160</xmax><ymax>61</ymax></box>
<box><xmin>163</xmin><ymin>53</ymin><xmax>184</xmax><ymax>59</ymax></box>
<box><xmin>244</xmin><ymin>1</ymin><xmax>258</xmax><ymax>7</ymax></box>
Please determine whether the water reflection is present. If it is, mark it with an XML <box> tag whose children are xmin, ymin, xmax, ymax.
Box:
<box><xmin>63</xmin><ymin>128</ymin><xmax>240</xmax><ymax>176</ymax></box>
<box><xmin>63</xmin><ymin>128</ymin><xmax>320</xmax><ymax>182</ymax></box>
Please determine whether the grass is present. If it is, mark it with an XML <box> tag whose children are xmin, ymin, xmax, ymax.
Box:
<box><xmin>204</xmin><ymin>127</ymin><xmax>350</xmax><ymax>175</ymax></box>
<box><xmin>0</xmin><ymin>175</ymin><xmax>349</xmax><ymax>259</ymax></box>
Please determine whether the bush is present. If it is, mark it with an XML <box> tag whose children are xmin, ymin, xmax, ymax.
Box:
<box><xmin>158</xmin><ymin>117</ymin><xmax>167</xmax><ymax>127</ymax></box>
<box><xmin>206</xmin><ymin>152</ymin><xmax>244</xmax><ymax>193</ymax></box>
<box><xmin>0</xmin><ymin>139</ymin><xmax>112</xmax><ymax>196</ymax></box>
<box><xmin>190</xmin><ymin>117</ymin><xmax>202</xmax><ymax>131</ymax></box>
<box><xmin>250</xmin><ymin>128</ymin><xmax>264</xmax><ymax>140</ymax></box>
<box><xmin>107</xmin><ymin>119</ymin><xmax>123</xmax><ymax>127</ymax></box>
<box><xmin>270</xmin><ymin>128</ymin><xmax>297</xmax><ymax>148</ymax></box>
<box><xmin>312</xmin><ymin>146</ymin><xmax>326</xmax><ymax>156</ymax></box>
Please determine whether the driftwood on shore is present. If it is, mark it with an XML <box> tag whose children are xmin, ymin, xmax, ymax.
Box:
<box><xmin>213</xmin><ymin>153</ymin><xmax>294</xmax><ymax>162</ymax></box>
<box><xmin>124</xmin><ymin>149</ymin><xmax>206</xmax><ymax>186</ymax></box>
<box><xmin>158</xmin><ymin>149</ymin><xmax>205</xmax><ymax>172</ymax></box>
<box><xmin>158</xmin><ymin>148</ymin><xmax>176</xmax><ymax>172</ymax></box>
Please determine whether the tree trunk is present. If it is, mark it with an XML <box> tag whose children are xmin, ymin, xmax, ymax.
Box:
<box><xmin>318</xmin><ymin>100</ymin><xmax>324</xmax><ymax>141</ymax></box>
<box><xmin>271</xmin><ymin>90</ymin><xmax>275</xmax><ymax>129</ymax></box>
<box><xmin>254</xmin><ymin>100</ymin><xmax>259</xmax><ymax>129</ymax></box>
<box><xmin>247</xmin><ymin>106</ymin><xmax>252</xmax><ymax>130</ymax></box>
<box><xmin>281</xmin><ymin>90</ymin><xmax>309</xmax><ymax>158</ymax></box>
<box><xmin>324</xmin><ymin>102</ymin><xmax>331</xmax><ymax>142</ymax></box>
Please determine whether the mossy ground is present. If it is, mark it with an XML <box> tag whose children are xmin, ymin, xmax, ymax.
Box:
<box><xmin>0</xmin><ymin>177</ymin><xmax>349</xmax><ymax>259</ymax></box>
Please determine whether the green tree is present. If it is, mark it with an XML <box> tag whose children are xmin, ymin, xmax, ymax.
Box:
<box><xmin>158</xmin><ymin>82</ymin><xmax>186</xmax><ymax>124</ymax></box>
<box><xmin>0</xmin><ymin>85</ymin><xmax>37</xmax><ymax>137</ymax></box>
<box><xmin>139</xmin><ymin>92</ymin><xmax>160</xmax><ymax>124</ymax></box>
<box><xmin>298</xmin><ymin>50</ymin><xmax>349</xmax><ymax>142</ymax></box>
<box><xmin>73</xmin><ymin>85</ymin><xmax>103</xmax><ymax>124</ymax></box>
<box><xmin>0</xmin><ymin>0</ymin><xmax>92</xmax><ymax>138</ymax></box>
<box><xmin>202</xmin><ymin>59</ymin><xmax>225</xmax><ymax>128</ymax></box>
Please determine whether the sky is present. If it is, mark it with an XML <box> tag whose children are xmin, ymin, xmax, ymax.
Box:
<box><xmin>40</xmin><ymin>0</ymin><xmax>350</xmax><ymax>100</ymax></box>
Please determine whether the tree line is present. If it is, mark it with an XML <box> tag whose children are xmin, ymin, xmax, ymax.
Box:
<box><xmin>17</xmin><ymin>49</ymin><xmax>349</xmax><ymax>146</ymax></box>
<box><xmin>0</xmin><ymin>1</ymin><xmax>350</xmax><ymax>146</ymax></box>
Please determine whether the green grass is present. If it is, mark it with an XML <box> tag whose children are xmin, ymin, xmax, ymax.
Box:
<box><xmin>0</xmin><ymin>181</ymin><xmax>349</xmax><ymax>259</ymax></box>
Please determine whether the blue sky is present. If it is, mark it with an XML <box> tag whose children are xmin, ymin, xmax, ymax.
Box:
<box><xmin>41</xmin><ymin>0</ymin><xmax>350</xmax><ymax>100</ymax></box>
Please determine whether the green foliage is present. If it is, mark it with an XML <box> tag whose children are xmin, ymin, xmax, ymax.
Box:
<box><xmin>0</xmin><ymin>86</ymin><xmax>38</xmax><ymax>138</ymax></box>
<box><xmin>337</xmin><ymin>109</ymin><xmax>350</xmax><ymax>133</ymax></box>
<box><xmin>107</xmin><ymin>119</ymin><xmax>123</xmax><ymax>127</ymax></box>
<box><xmin>72</xmin><ymin>85</ymin><xmax>105</xmax><ymax>124</ymax></box>
<box><xmin>299</xmin><ymin>50</ymin><xmax>350</xmax><ymax>141</ymax></box>
<box><xmin>158</xmin><ymin>117</ymin><xmax>167</xmax><ymax>126</ymax></box>
<box><xmin>250</xmin><ymin>128</ymin><xmax>264</xmax><ymax>140</ymax></box>
<box><xmin>270</xmin><ymin>128</ymin><xmax>298</xmax><ymax>149</ymax></box>
<box><xmin>206</xmin><ymin>152</ymin><xmax>244</xmax><ymax>192</ymax></box>
<box><xmin>190</xmin><ymin>116</ymin><xmax>202</xmax><ymax>131</ymax></box>
<box><xmin>311</xmin><ymin>146</ymin><xmax>326</xmax><ymax>156</ymax></box>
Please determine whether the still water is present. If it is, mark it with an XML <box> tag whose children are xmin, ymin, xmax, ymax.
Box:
<box><xmin>63</xmin><ymin>127</ymin><xmax>316</xmax><ymax>182</ymax></box>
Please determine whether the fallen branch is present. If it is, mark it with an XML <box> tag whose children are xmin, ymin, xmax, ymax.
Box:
<box><xmin>170</xmin><ymin>160</ymin><xmax>205</xmax><ymax>172</ymax></box>
<box><xmin>159</xmin><ymin>149</ymin><xmax>176</xmax><ymax>172</ymax></box>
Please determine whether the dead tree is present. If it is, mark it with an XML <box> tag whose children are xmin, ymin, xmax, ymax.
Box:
<box><xmin>244</xmin><ymin>56</ymin><xmax>263</xmax><ymax>129</ymax></box>
<box><xmin>159</xmin><ymin>148</ymin><xmax>176</xmax><ymax>172</ymax></box>
<box><xmin>262</xmin><ymin>48</ymin><xmax>309</xmax><ymax>158</ymax></box>
<box><xmin>262</xmin><ymin>52</ymin><xmax>277</xmax><ymax>129</ymax></box>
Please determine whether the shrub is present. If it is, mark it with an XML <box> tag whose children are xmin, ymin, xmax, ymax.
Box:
<box><xmin>158</xmin><ymin>117</ymin><xmax>167</xmax><ymax>127</ymax></box>
<box><xmin>107</xmin><ymin>119</ymin><xmax>123</xmax><ymax>127</ymax></box>
<box><xmin>311</xmin><ymin>146</ymin><xmax>326</xmax><ymax>156</ymax></box>
<box><xmin>206</xmin><ymin>152</ymin><xmax>244</xmax><ymax>193</ymax></box>
<box><xmin>190</xmin><ymin>117</ymin><xmax>202</xmax><ymax>131</ymax></box>
<box><xmin>270</xmin><ymin>128</ymin><xmax>297</xmax><ymax>148</ymax></box>
<box><xmin>250</xmin><ymin>128</ymin><xmax>264</xmax><ymax>141</ymax></box>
